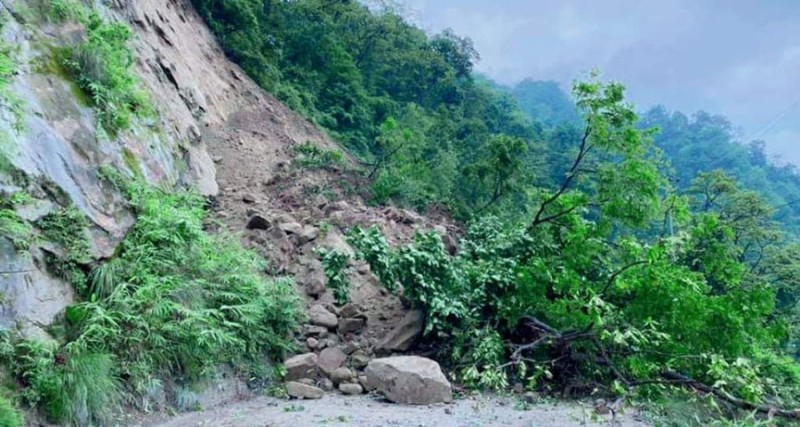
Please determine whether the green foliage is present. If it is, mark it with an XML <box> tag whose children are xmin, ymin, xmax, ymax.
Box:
<box><xmin>12</xmin><ymin>340</ymin><xmax>119</xmax><ymax>426</ymax></box>
<box><xmin>0</xmin><ymin>210</ymin><xmax>32</xmax><ymax>251</ymax></box>
<box><xmin>191</xmin><ymin>0</ymin><xmax>541</xmax><ymax>217</ymax></box>
<box><xmin>317</xmin><ymin>247</ymin><xmax>350</xmax><ymax>305</ymax></box>
<box><xmin>65</xmin><ymin>178</ymin><xmax>303</xmax><ymax>390</ymax></box>
<box><xmin>346</xmin><ymin>78</ymin><xmax>800</xmax><ymax>421</ymax></box>
<box><xmin>50</xmin><ymin>2</ymin><xmax>151</xmax><ymax>135</ymax></box>
<box><xmin>36</xmin><ymin>206</ymin><xmax>93</xmax><ymax>294</ymax></box>
<box><xmin>0</xmin><ymin>394</ymin><xmax>22</xmax><ymax>427</ymax></box>
<box><xmin>292</xmin><ymin>142</ymin><xmax>346</xmax><ymax>170</ymax></box>
<box><xmin>3</xmin><ymin>177</ymin><xmax>302</xmax><ymax>423</ymax></box>
<box><xmin>347</xmin><ymin>226</ymin><xmax>397</xmax><ymax>292</ymax></box>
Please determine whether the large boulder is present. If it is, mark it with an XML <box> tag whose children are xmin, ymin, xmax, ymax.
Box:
<box><xmin>317</xmin><ymin>347</ymin><xmax>347</xmax><ymax>375</ymax></box>
<box><xmin>376</xmin><ymin>310</ymin><xmax>424</xmax><ymax>353</ymax></box>
<box><xmin>309</xmin><ymin>304</ymin><xmax>338</xmax><ymax>328</ymax></box>
<box><xmin>364</xmin><ymin>356</ymin><xmax>452</xmax><ymax>405</ymax></box>
<box><xmin>285</xmin><ymin>381</ymin><xmax>324</xmax><ymax>399</ymax></box>
<box><xmin>284</xmin><ymin>353</ymin><xmax>318</xmax><ymax>381</ymax></box>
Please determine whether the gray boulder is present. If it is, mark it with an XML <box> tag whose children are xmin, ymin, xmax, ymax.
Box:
<box><xmin>284</xmin><ymin>353</ymin><xmax>317</xmax><ymax>381</ymax></box>
<box><xmin>309</xmin><ymin>304</ymin><xmax>338</xmax><ymax>328</ymax></box>
<box><xmin>285</xmin><ymin>381</ymin><xmax>324</xmax><ymax>399</ymax></box>
<box><xmin>317</xmin><ymin>347</ymin><xmax>347</xmax><ymax>375</ymax></box>
<box><xmin>339</xmin><ymin>383</ymin><xmax>364</xmax><ymax>395</ymax></box>
<box><xmin>364</xmin><ymin>356</ymin><xmax>452</xmax><ymax>405</ymax></box>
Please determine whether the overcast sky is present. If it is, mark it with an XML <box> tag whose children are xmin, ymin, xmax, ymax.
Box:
<box><xmin>405</xmin><ymin>0</ymin><xmax>800</xmax><ymax>165</ymax></box>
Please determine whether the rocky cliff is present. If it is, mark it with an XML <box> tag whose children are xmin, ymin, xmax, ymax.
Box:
<box><xmin>0</xmin><ymin>0</ymin><xmax>456</xmax><ymax>408</ymax></box>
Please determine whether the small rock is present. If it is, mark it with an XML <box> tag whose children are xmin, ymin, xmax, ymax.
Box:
<box><xmin>285</xmin><ymin>381</ymin><xmax>324</xmax><ymax>400</ymax></box>
<box><xmin>358</xmin><ymin>375</ymin><xmax>370</xmax><ymax>390</ymax></box>
<box><xmin>309</xmin><ymin>305</ymin><xmax>338</xmax><ymax>329</ymax></box>
<box><xmin>319</xmin><ymin>378</ymin><xmax>335</xmax><ymax>391</ymax></box>
<box><xmin>524</xmin><ymin>392</ymin><xmax>539</xmax><ymax>404</ymax></box>
<box><xmin>339</xmin><ymin>383</ymin><xmax>363</xmax><ymax>395</ymax></box>
<box><xmin>330</xmin><ymin>367</ymin><xmax>354</xmax><ymax>384</ymax></box>
<box><xmin>340</xmin><ymin>303</ymin><xmax>363</xmax><ymax>318</ymax></box>
<box><xmin>513</xmin><ymin>383</ymin><xmax>524</xmax><ymax>394</ymax></box>
<box><xmin>246</xmin><ymin>215</ymin><xmax>272</xmax><ymax>230</ymax></box>
<box><xmin>305</xmin><ymin>276</ymin><xmax>326</xmax><ymax>297</ymax></box>
<box><xmin>356</xmin><ymin>263</ymin><xmax>370</xmax><ymax>275</ymax></box>
<box><xmin>444</xmin><ymin>408</ymin><xmax>453</xmax><ymax>415</ymax></box>
<box><xmin>298</xmin><ymin>226</ymin><xmax>320</xmax><ymax>244</ymax></box>
<box><xmin>594</xmin><ymin>399</ymin><xmax>610</xmax><ymax>415</ymax></box>
<box><xmin>325</xmin><ymin>200</ymin><xmax>350</xmax><ymax>214</ymax></box>
<box><xmin>303</xmin><ymin>325</ymin><xmax>329</xmax><ymax>338</ymax></box>
<box><xmin>284</xmin><ymin>353</ymin><xmax>318</xmax><ymax>381</ymax></box>
<box><xmin>242</xmin><ymin>194</ymin><xmax>257</xmax><ymax>204</ymax></box>
<box><xmin>278</xmin><ymin>222</ymin><xmax>303</xmax><ymax>235</ymax></box>
<box><xmin>306</xmin><ymin>337</ymin><xmax>319</xmax><ymax>350</ymax></box>
<box><xmin>338</xmin><ymin>318</ymin><xmax>366</xmax><ymax>334</ymax></box>
<box><xmin>350</xmin><ymin>351</ymin><xmax>371</xmax><ymax>369</ymax></box>
<box><xmin>343</xmin><ymin>341</ymin><xmax>361</xmax><ymax>355</ymax></box>
<box><xmin>317</xmin><ymin>347</ymin><xmax>347</xmax><ymax>375</ymax></box>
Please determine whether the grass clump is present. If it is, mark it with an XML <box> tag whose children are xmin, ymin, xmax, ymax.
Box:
<box><xmin>45</xmin><ymin>1</ymin><xmax>152</xmax><ymax>135</ymax></box>
<box><xmin>12</xmin><ymin>341</ymin><xmax>119</xmax><ymax>426</ymax></box>
<box><xmin>66</xmin><ymin>177</ymin><xmax>302</xmax><ymax>405</ymax></box>
<box><xmin>2</xmin><ymin>176</ymin><xmax>302</xmax><ymax>424</ymax></box>
<box><xmin>293</xmin><ymin>142</ymin><xmax>347</xmax><ymax>171</ymax></box>
<box><xmin>0</xmin><ymin>394</ymin><xmax>23</xmax><ymax>427</ymax></box>
<box><xmin>36</xmin><ymin>206</ymin><xmax>93</xmax><ymax>294</ymax></box>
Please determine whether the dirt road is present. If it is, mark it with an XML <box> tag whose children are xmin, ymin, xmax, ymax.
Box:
<box><xmin>147</xmin><ymin>394</ymin><xmax>651</xmax><ymax>427</ymax></box>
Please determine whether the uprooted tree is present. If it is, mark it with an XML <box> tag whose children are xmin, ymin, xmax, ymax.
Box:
<box><xmin>347</xmin><ymin>75</ymin><xmax>800</xmax><ymax>420</ymax></box>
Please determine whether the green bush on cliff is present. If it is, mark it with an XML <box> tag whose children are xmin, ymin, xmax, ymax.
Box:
<box><xmin>5</xmin><ymin>176</ymin><xmax>302</xmax><ymax>424</ymax></box>
<box><xmin>45</xmin><ymin>1</ymin><xmax>152</xmax><ymax>135</ymax></box>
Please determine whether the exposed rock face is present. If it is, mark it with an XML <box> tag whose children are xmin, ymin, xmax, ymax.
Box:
<box><xmin>364</xmin><ymin>356</ymin><xmax>453</xmax><ymax>405</ymax></box>
<box><xmin>285</xmin><ymin>382</ymin><xmax>324</xmax><ymax>400</ymax></box>
<box><xmin>0</xmin><ymin>241</ymin><xmax>73</xmax><ymax>341</ymax></box>
<box><xmin>284</xmin><ymin>353</ymin><xmax>318</xmax><ymax>381</ymax></box>
<box><xmin>376</xmin><ymin>310</ymin><xmax>425</xmax><ymax>353</ymax></box>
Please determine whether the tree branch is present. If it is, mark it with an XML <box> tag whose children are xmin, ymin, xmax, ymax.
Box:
<box><xmin>530</xmin><ymin>126</ymin><xmax>592</xmax><ymax>229</ymax></box>
<box><xmin>662</xmin><ymin>371</ymin><xmax>800</xmax><ymax>420</ymax></box>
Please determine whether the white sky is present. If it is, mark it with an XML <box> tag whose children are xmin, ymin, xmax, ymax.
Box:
<box><xmin>406</xmin><ymin>0</ymin><xmax>800</xmax><ymax>164</ymax></box>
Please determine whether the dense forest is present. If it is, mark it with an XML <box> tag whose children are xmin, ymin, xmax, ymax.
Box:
<box><xmin>1</xmin><ymin>0</ymin><xmax>799</xmax><ymax>425</ymax></box>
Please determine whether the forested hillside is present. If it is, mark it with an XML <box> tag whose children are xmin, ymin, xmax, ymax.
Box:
<box><xmin>511</xmin><ymin>80</ymin><xmax>800</xmax><ymax>237</ymax></box>
<box><xmin>2</xmin><ymin>0</ymin><xmax>800</xmax><ymax>425</ymax></box>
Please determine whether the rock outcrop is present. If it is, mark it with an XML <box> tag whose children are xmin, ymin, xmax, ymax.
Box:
<box><xmin>364</xmin><ymin>356</ymin><xmax>453</xmax><ymax>405</ymax></box>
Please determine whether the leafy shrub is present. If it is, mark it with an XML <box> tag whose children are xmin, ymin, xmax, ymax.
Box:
<box><xmin>1</xmin><ymin>176</ymin><xmax>303</xmax><ymax>423</ymax></box>
<box><xmin>317</xmin><ymin>247</ymin><xmax>350</xmax><ymax>305</ymax></box>
<box><xmin>14</xmin><ymin>341</ymin><xmax>120</xmax><ymax>426</ymax></box>
<box><xmin>36</xmin><ymin>206</ymin><xmax>93</xmax><ymax>294</ymax></box>
<box><xmin>345</xmin><ymin>78</ymin><xmax>800</xmax><ymax>422</ymax></box>
<box><xmin>63</xmin><ymin>178</ymin><xmax>302</xmax><ymax>396</ymax></box>
<box><xmin>49</xmin><ymin>2</ymin><xmax>151</xmax><ymax>135</ymax></box>
<box><xmin>0</xmin><ymin>394</ymin><xmax>22</xmax><ymax>427</ymax></box>
<box><xmin>0</xmin><ymin>210</ymin><xmax>32</xmax><ymax>251</ymax></box>
<box><xmin>292</xmin><ymin>142</ymin><xmax>346</xmax><ymax>170</ymax></box>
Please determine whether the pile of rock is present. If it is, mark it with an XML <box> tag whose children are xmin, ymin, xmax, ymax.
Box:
<box><xmin>282</xmin><ymin>303</ymin><xmax>451</xmax><ymax>405</ymax></box>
